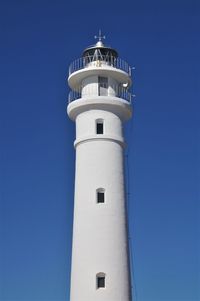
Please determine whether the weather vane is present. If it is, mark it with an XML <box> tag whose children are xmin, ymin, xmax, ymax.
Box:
<box><xmin>94</xmin><ymin>29</ymin><xmax>106</xmax><ymax>42</ymax></box>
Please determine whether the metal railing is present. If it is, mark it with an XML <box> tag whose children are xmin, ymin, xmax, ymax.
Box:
<box><xmin>68</xmin><ymin>84</ymin><xmax>132</xmax><ymax>103</ymax></box>
<box><xmin>69</xmin><ymin>55</ymin><xmax>132</xmax><ymax>76</ymax></box>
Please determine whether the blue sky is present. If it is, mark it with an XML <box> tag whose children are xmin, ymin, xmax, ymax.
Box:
<box><xmin>0</xmin><ymin>0</ymin><xmax>199</xmax><ymax>300</ymax></box>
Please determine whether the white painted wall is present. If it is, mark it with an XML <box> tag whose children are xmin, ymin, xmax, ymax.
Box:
<box><xmin>82</xmin><ymin>76</ymin><xmax>98</xmax><ymax>97</ymax></box>
<box><xmin>75</xmin><ymin>110</ymin><xmax>123</xmax><ymax>142</ymax></box>
<box><xmin>69</xmin><ymin>107</ymin><xmax>132</xmax><ymax>301</ymax></box>
<box><xmin>82</xmin><ymin>76</ymin><xmax>119</xmax><ymax>98</ymax></box>
<box><xmin>68</xmin><ymin>53</ymin><xmax>132</xmax><ymax>301</ymax></box>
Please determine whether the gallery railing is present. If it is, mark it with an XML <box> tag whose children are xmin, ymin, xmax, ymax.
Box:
<box><xmin>69</xmin><ymin>55</ymin><xmax>132</xmax><ymax>76</ymax></box>
<box><xmin>68</xmin><ymin>84</ymin><xmax>132</xmax><ymax>103</ymax></box>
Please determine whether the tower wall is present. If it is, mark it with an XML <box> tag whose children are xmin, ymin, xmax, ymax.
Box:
<box><xmin>70</xmin><ymin>109</ymin><xmax>131</xmax><ymax>301</ymax></box>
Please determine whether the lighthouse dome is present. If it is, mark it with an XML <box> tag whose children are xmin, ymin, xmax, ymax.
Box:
<box><xmin>82</xmin><ymin>40</ymin><xmax>118</xmax><ymax>61</ymax></box>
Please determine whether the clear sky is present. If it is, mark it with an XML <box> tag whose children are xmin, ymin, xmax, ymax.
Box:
<box><xmin>0</xmin><ymin>0</ymin><xmax>199</xmax><ymax>300</ymax></box>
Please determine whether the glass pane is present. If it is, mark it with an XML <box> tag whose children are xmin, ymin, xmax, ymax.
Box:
<box><xmin>97</xmin><ymin>123</ymin><xmax>103</xmax><ymax>134</ymax></box>
<box><xmin>97</xmin><ymin>192</ymin><xmax>104</xmax><ymax>203</ymax></box>
<box><xmin>97</xmin><ymin>277</ymin><xmax>105</xmax><ymax>288</ymax></box>
<box><xmin>98</xmin><ymin>77</ymin><xmax>108</xmax><ymax>96</ymax></box>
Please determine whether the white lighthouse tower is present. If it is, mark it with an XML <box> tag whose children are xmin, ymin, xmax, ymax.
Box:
<box><xmin>67</xmin><ymin>32</ymin><xmax>133</xmax><ymax>301</ymax></box>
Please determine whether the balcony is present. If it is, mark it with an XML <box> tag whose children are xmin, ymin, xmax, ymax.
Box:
<box><xmin>69</xmin><ymin>55</ymin><xmax>132</xmax><ymax>77</ymax></box>
<box><xmin>68</xmin><ymin>84</ymin><xmax>132</xmax><ymax>103</ymax></box>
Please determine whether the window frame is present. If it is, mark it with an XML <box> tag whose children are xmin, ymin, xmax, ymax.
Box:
<box><xmin>97</xmin><ymin>188</ymin><xmax>105</xmax><ymax>204</ymax></box>
<box><xmin>98</xmin><ymin>76</ymin><xmax>108</xmax><ymax>96</ymax></box>
<box><xmin>96</xmin><ymin>272</ymin><xmax>106</xmax><ymax>289</ymax></box>
<box><xmin>96</xmin><ymin>119</ymin><xmax>104</xmax><ymax>134</ymax></box>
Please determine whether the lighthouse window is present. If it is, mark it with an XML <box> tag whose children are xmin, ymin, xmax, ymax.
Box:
<box><xmin>97</xmin><ymin>188</ymin><xmax>105</xmax><ymax>203</ymax></box>
<box><xmin>96</xmin><ymin>273</ymin><xmax>106</xmax><ymax>289</ymax></box>
<box><xmin>98</xmin><ymin>76</ymin><xmax>108</xmax><ymax>96</ymax></box>
<box><xmin>96</xmin><ymin>119</ymin><xmax>104</xmax><ymax>134</ymax></box>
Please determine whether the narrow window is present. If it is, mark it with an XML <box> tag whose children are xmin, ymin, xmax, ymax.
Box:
<box><xmin>97</xmin><ymin>188</ymin><xmax>105</xmax><ymax>203</ymax></box>
<box><xmin>98</xmin><ymin>76</ymin><xmax>108</xmax><ymax>96</ymax></box>
<box><xmin>96</xmin><ymin>119</ymin><xmax>104</xmax><ymax>134</ymax></box>
<box><xmin>96</xmin><ymin>273</ymin><xmax>106</xmax><ymax>289</ymax></box>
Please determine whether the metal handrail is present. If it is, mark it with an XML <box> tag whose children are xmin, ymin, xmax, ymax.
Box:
<box><xmin>68</xmin><ymin>84</ymin><xmax>132</xmax><ymax>103</ymax></box>
<box><xmin>69</xmin><ymin>55</ymin><xmax>132</xmax><ymax>76</ymax></box>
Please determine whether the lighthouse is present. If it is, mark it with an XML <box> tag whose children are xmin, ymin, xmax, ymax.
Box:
<box><xmin>67</xmin><ymin>32</ymin><xmax>133</xmax><ymax>301</ymax></box>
